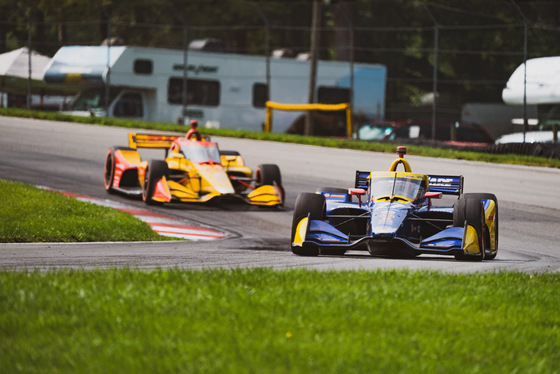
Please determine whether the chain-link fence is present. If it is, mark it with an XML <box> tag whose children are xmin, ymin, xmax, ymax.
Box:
<box><xmin>2</xmin><ymin>1</ymin><xmax>560</xmax><ymax>140</ymax></box>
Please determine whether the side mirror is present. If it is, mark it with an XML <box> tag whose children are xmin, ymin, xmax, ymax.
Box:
<box><xmin>348</xmin><ymin>188</ymin><xmax>366</xmax><ymax>207</ymax></box>
<box><xmin>424</xmin><ymin>191</ymin><xmax>442</xmax><ymax>199</ymax></box>
<box><xmin>424</xmin><ymin>191</ymin><xmax>442</xmax><ymax>209</ymax></box>
<box><xmin>348</xmin><ymin>188</ymin><xmax>366</xmax><ymax>196</ymax></box>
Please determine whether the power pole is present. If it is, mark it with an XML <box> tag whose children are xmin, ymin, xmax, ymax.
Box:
<box><xmin>305</xmin><ymin>0</ymin><xmax>321</xmax><ymax>136</ymax></box>
<box><xmin>511</xmin><ymin>0</ymin><xmax>529</xmax><ymax>144</ymax></box>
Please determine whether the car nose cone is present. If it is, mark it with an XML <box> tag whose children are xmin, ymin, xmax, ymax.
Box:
<box><xmin>371</xmin><ymin>202</ymin><xmax>408</xmax><ymax>236</ymax></box>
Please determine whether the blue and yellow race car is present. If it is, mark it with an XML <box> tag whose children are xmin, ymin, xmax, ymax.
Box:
<box><xmin>291</xmin><ymin>146</ymin><xmax>498</xmax><ymax>261</ymax></box>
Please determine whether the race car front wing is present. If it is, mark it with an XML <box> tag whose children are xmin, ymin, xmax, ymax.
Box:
<box><xmin>292</xmin><ymin>216</ymin><xmax>482</xmax><ymax>257</ymax></box>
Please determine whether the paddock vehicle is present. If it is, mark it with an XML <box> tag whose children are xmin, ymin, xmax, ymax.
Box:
<box><xmin>104</xmin><ymin>133</ymin><xmax>284</xmax><ymax>207</ymax></box>
<box><xmin>291</xmin><ymin>146</ymin><xmax>498</xmax><ymax>260</ymax></box>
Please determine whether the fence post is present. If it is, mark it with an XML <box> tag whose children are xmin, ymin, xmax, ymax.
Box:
<box><xmin>450</xmin><ymin>122</ymin><xmax>457</xmax><ymax>141</ymax></box>
<box><xmin>422</xmin><ymin>4</ymin><xmax>439</xmax><ymax>142</ymax></box>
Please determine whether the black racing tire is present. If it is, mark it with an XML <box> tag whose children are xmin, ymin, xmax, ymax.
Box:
<box><xmin>291</xmin><ymin>193</ymin><xmax>325</xmax><ymax>256</ymax></box>
<box><xmin>462</xmin><ymin>193</ymin><xmax>499</xmax><ymax>260</ymax></box>
<box><xmin>452</xmin><ymin>198</ymin><xmax>467</xmax><ymax>228</ymax></box>
<box><xmin>312</xmin><ymin>188</ymin><xmax>349</xmax><ymax>255</ymax></box>
<box><xmin>453</xmin><ymin>197</ymin><xmax>485</xmax><ymax>261</ymax></box>
<box><xmin>315</xmin><ymin>187</ymin><xmax>348</xmax><ymax>194</ymax></box>
<box><xmin>142</xmin><ymin>160</ymin><xmax>169</xmax><ymax>206</ymax></box>
<box><xmin>256</xmin><ymin>164</ymin><xmax>284</xmax><ymax>204</ymax></box>
<box><xmin>104</xmin><ymin>147</ymin><xmax>134</xmax><ymax>194</ymax></box>
<box><xmin>256</xmin><ymin>164</ymin><xmax>282</xmax><ymax>186</ymax></box>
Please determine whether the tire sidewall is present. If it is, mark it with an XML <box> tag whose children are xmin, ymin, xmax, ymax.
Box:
<box><xmin>291</xmin><ymin>193</ymin><xmax>326</xmax><ymax>256</ymax></box>
<box><xmin>143</xmin><ymin>160</ymin><xmax>168</xmax><ymax>204</ymax></box>
<box><xmin>104</xmin><ymin>149</ymin><xmax>116</xmax><ymax>192</ymax></box>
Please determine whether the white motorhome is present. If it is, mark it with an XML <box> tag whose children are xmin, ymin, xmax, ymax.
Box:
<box><xmin>502</xmin><ymin>56</ymin><xmax>560</xmax><ymax>106</ymax></box>
<box><xmin>43</xmin><ymin>45</ymin><xmax>386</xmax><ymax>133</ymax></box>
<box><xmin>501</xmin><ymin>56</ymin><xmax>560</xmax><ymax>143</ymax></box>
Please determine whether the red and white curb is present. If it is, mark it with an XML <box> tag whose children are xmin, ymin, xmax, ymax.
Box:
<box><xmin>44</xmin><ymin>189</ymin><xmax>232</xmax><ymax>241</ymax></box>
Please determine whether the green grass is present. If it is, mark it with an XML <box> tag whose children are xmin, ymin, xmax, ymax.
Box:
<box><xmin>0</xmin><ymin>268</ymin><xmax>558</xmax><ymax>373</ymax></box>
<box><xmin>2</xmin><ymin>110</ymin><xmax>559</xmax><ymax>374</ymax></box>
<box><xmin>0</xmin><ymin>180</ymin><xmax>170</xmax><ymax>242</ymax></box>
<box><xmin>2</xmin><ymin>108</ymin><xmax>559</xmax><ymax>168</ymax></box>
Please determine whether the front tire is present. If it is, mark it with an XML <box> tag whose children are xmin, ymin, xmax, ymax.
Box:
<box><xmin>256</xmin><ymin>164</ymin><xmax>284</xmax><ymax>204</ymax></box>
<box><xmin>142</xmin><ymin>160</ymin><xmax>169</xmax><ymax>205</ymax></box>
<box><xmin>453</xmin><ymin>197</ymin><xmax>485</xmax><ymax>261</ymax></box>
<box><xmin>462</xmin><ymin>193</ymin><xmax>499</xmax><ymax>260</ymax></box>
<box><xmin>291</xmin><ymin>193</ymin><xmax>326</xmax><ymax>256</ymax></box>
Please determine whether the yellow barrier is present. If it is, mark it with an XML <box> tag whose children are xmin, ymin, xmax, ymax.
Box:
<box><xmin>265</xmin><ymin>101</ymin><xmax>353</xmax><ymax>138</ymax></box>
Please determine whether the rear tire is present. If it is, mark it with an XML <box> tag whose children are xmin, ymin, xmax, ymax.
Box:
<box><xmin>315</xmin><ymin>187</ymin><xmax>347</xmax><ymax>194</ymax></box>
<box><xmin>104</xmin><ymin>149</ymin><xmax>117</xmax><ymax>194</ymax></box>
<box><xmin>142</xmin><ymin>160</ymin><xmax>169</xmax><ymax>205</ymax></box>
<box><xmin>220</xmin><ymin>150</ymin><xmax>241</xmax><ymax>157</ymax></box>
<box><xmin>104</xmin><ymin>147</ymin><xmax>136</xmax><ymax>194</ymax></box>
<box><xmin>104</xmin><ymin>147</ymin><xmax>133</xmax><ymax>193</ymax></box>
<box><xmin>453</xmin><ymin>197</ymin><xmax>485</xmax><ymax>261</ymax></box>
<box><xmin>291</xmin><ymin>193</ymin><xmax>325</xmax><ymax>256</ymax></box>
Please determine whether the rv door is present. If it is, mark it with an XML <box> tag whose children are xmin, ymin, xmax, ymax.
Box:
<box><xmin>109</xmin><ymin>91</ymin><xmax>146</xmax><ymax>120</ymax></box>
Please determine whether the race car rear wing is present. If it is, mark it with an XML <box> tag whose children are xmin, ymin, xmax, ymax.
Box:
<box><xmin>354</xmin><ymin>170</ymin><xmax>371</xmax><ymax>190</ymax></box>
<box><xmin>428</xmin><ymin>175</ymin><xmax>463</xmax><ymax>196</ymax></box>
<box><xmin>128</xmin><ymin>133</ymin><xmax>181</xmax><ymax>150</ymax></box>
<box><xmin>355</xmin><ymin>171</ymin><xmax>464</xmax><ymax>196</ymax></box>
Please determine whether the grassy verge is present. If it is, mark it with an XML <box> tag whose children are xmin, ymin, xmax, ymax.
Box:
<box><xmin>1</xmin><ymin>268</ymin><xmax>558</xmax><ymax>373</ymax></box>
<box><xmin>2</xmin><ymin>108</ymin><xmax>559</xmax><ymax>168</ymax></box>
<box><xmin>0</xmin><ymin>180</ymin><xmax>169</xmax><ymax>242</ymax></box>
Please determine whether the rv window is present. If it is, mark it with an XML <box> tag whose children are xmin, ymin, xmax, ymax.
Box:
<box><xmin>113</xmin><ymin>93</ymin><xmax>143</xmax><ymax>118</ymax></box>
<box><xmin>70</xmin><ymin>88</ymin><xmax>119</xmax><ymax>111</ymax></box>
<box><xmin>318</xmin><ymin>86</ymin><xmax>350</xmax><ymax>104</ymax></box>
<box><xmin>167</xmin><ymin>78</ymin><xmax>220</xmax><ymax>107</ymax></box>
<box><xmin>134</xmin><ymin>59</ymin><xmax>153</xmax><ymax>75</ymax></box>
<box><xmin>252</xmin><ymin>83</ymin><xmax>268</xmax><ymax>108</ymax></box>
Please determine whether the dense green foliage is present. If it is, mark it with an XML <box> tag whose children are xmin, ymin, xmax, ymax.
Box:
<box><xmin>1</xmin><ymin>268</ymin><xmax>559</xmax><ymax>373</ymax></box>
<box><xmin>0</xmin><ymin>180</ymin><xmax>170</xmax><ymax>242</ymax></box>
<box><xmin>3</xmin><ymin>1</ymin><xmax>560</xmax><ymax>108</ymax></box>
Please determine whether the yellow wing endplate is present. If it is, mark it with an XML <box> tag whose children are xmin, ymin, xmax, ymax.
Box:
<box><xmin>292</xmin><ymin>217</ymin><xmax>309</xmax><ymax>247</ymax></box>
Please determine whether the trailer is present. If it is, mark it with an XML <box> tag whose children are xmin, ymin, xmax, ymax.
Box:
<box><xmin>43</xmin><ymin>45</ymin><xmax>386</xmax><ymax>133</ymax></box>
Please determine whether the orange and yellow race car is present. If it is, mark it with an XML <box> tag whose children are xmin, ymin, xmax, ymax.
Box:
<box><xmin>104</xmin><ymin>133</ymin><xmax>284</xmax><ymax>207</ymax></box>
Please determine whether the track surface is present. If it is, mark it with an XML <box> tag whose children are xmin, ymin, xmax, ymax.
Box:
<box><xmin>1</xmin><ymin>116</ymin><xmax>559</xmax><ymax>272</ymax></box>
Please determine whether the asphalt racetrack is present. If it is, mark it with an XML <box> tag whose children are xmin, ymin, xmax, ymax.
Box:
<box><xmin>1</xmin><ymin>116</ymin><xmax>559</xmax><ymax>273</ymax></box>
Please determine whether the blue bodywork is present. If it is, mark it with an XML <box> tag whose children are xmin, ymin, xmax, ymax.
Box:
<box><xmin>298</xmin><ymin>173</ymin><xmax>466</xmax><ymax>257</ymax></box>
